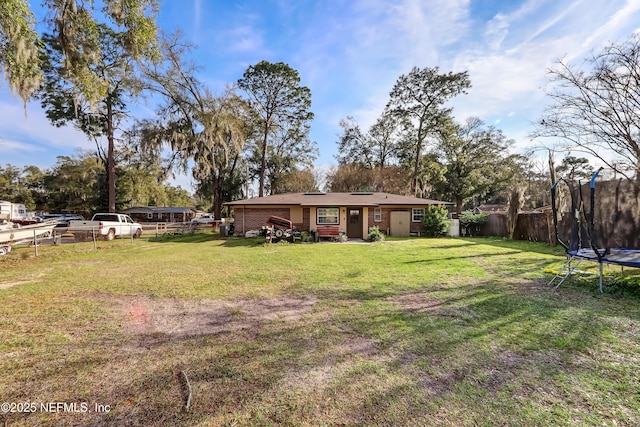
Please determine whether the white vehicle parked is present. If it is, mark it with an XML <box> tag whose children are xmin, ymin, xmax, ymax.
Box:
<box><xmin>0</xmin><ymin>200</ymin><xmax>27</xmax><ymax>222</ymax></box>
<box><xmin>191</xmin><ymin>214</ymin><xmax>219</xmax><ymax>224</ymax></box>
<box><xmin>67</xmin><ymin>213</ymin><xmax>143</xmax><ymax>242</ymax></box>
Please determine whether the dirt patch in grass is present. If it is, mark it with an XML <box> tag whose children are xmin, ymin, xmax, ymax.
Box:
<box><xmin>341</xmin><ymin>336</ymin><xmax>379</xmax><ymax>358</ymax></box>
<box><xmin>72</xmin><ymin>260</ymin><xmax>106</xmax><ymax>265</ymax></box>
<box><xmin>0</xmin><ymin>270</ymin><xmax>50</xmax><ymax>290</ymax></box>
<box><xmin>386</xmin><ymin>292</ymin><xmax>443</xmax><ymax>312</ymax></box>
<box><xmin>0</xmin><ymin>279</ymin><xmax>35</xmax><ymax>290</ymax></box>
<box><xmin>385</xmin><ymin>291</ymin><xmax>480</xmax><ymax>321</ymax></box>
<box><xmin>139</xmin><ymin>245</ymin><xmax>166</xmax><ymax>250</ymax></box>
<box><xmin>67</xmin><ymin>260</ymin><xmax>107</xmax><ymax>268</ymax></box>
<box><xmin>113</xmin><ymin>295</ymin><xmax>318</xmax><ymax>347</ymax></box>
<box><xmin>282</xmin><ymin>335</ymin><xmax>381</xmax><ymax>395</ymax></box>
<box><xmin>507</xmin><ymin>277</ymin><xmax>557</xmax><ymax>295</ymax></box>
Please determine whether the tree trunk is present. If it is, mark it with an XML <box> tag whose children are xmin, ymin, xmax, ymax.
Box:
<box><xmin>258</xmin><ymin>120</ymin><xmax>269</xmax><ymax>197</ymax></box>
<box><xmin>411</xmin><ymin>117</ymin><xmax>425</xmax><ymax>197</ymax></box>
<box><xmin>107</xmin><ymin>99</ymin><xmax>116</xmax><ymax>213</ymax></box>
<box><xmin>456</xmin><ymin>197</ymin><xmax>463</xmax><ymax>214</ymax></box>
<box><xmin>212</xmin><ymin>175</ymin><xmax>223</xmax><ymax>219</ymax></box>
<box><xmin>507</xmin><ymin>188</ymin><xmax>523</xmax><ymax>239</ymax></box>
<box><xmin>412</xmin><ymin>143</ymin><xmax>421</xmax><ymax>197</ymax></box>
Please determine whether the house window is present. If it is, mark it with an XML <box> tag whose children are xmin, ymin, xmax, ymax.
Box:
<box><xmin>147</xmin><ymin>213</ymin><xmax>153</xmax><ymax>220</ymax></box>
<box><xmin>317</xmin><ymin>207</ymin><xmax>339</xmax><ymax>225</ymax></box>
<box><xmin>374</xmin><ymin>208</ymin><xmax>382</xmax><ymax>222</ymax></box>
<box><xmin>412</xmin><ymin>208</ymin><xmax>425</xmax><ymax>222</ymax></box>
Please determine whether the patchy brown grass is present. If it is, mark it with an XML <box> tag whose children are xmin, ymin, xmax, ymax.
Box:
<box><xmin>115</xmin><ymin>294</ymin><xmax>318</xmax><ymax>346</ymax></box>
<box><xmin>0</xmin><ymin>270</ymin><xmax>50</xmax><ymax>290</ymax></box>
<box><xmin>1</xmin><ymin>236</ymin><xmax>638</xmax><ymax>426</ymax></box>
<box><xmin>386</xmin><ymin>289</ymin><xmax>481</xmax><ymax>322</ymax></box>
<box><xmin>0</xmin><ymin>279</ymin><xmax>35</xmax><ymax>290</ymax></box>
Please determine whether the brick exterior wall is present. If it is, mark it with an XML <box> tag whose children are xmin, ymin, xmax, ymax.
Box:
<box><xmin>367</xmin><ymin>207</ymin><xmax>422</xmax><ymax>235</ymax></box>
<box><xmin>368</xmin><ymin>208</ymin><xmax>389</xmax><ymax>234</ymax></box>
<box><xmin>232</xmin><ymin>207</ymin><xmax>291</xmax><ymax>235</ymax></box>
<box><xmin>234</xmin><ymin>206</ymin><xmax>426</xmax><ymax>236</ymax></box>
<box><xmin>410</xmin><ymin>213</ymin><xmax>423</xmax><ymax>234</ymax></box>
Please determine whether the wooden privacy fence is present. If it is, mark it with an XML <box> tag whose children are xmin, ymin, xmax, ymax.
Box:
<box><xmin>511</xmin><ymin>212</ymin><xmax>554</xmax><ymax>244</ymax></box>
<box><xmin>474</xmin><ymin>178</ymin><xmax>640</xmax><ymax>249</ymax></box>
<box><xmin>474</xmin><ymin>212</ymin><xmax>554</xmax><ymax>244</ymax></box>
<box><xmin>478</xmin><ymin>213</ymin><xmax>508</xmax><ymax>238</ymax></box>
<box><xmin>478</xmin><ymin>209</ymin><xmax>639</xmax><ymax>247</ymax></box>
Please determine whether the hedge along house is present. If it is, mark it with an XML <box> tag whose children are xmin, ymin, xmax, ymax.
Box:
<box><xmin>224</xmin><ymin>192</ymin><xmax>452</xmax><ymax>238</ymax></box>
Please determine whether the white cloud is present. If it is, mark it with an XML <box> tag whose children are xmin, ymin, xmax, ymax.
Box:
<box><xmin>484</xmin><ymin>14</ymin><xmax>510</xmax><ymax>50</ymax></box>
<box><xmin>6</xmin><ymin>0</ymin><xmax>640</xmax><ymax>172</ymax></box>
<box><xmin>295</xmin><ymin>1</ymin><xmax>475</xmax><ymax>166</ymax></box>
<box><xmin>0</xmin><ymin>139</ymin><xmax>43</xmax><ymax>153</ymax></box>
<box><xmin>0</xmin><ymin>100</ymin><xmax>88</xmax><ymax>151</ymax></box>
<box><xmin>518</xmin><ymin>0</ymin><xmax>582</xmax><ymax>45</ymax></box>
<box><xmin>582</xmin><ymin>0</ymin><xmax>640</xmax><ymax>48</ymax></box>
<box><xmin>226</xmin><ymin>25</ymin><xmax>264</xmax><ymax>53</ymax></box>
<box><xmin>450</xmin><ymin>0</ymin><xmax>640</xmax><ymax>128</ymax></box>
<box><xmin>192</xmin><ymin>0</ymin><xmax>202</xmax><ymax>43</ymax></box>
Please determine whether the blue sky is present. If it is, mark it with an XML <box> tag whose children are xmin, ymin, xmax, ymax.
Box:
<box><xmin>2</xmin><ymin>0</ymin><xmax>640</xmax><ymax>191</ymax></box>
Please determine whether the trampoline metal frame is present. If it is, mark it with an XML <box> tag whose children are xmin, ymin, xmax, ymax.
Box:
<box><xmin>548</xmin><ymin>168</ymin><xmax>638</xmax><ymax>293</ymax></box>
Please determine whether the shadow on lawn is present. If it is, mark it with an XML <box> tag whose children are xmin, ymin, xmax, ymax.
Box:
<box><xmin>328</xmin><ymin>282</ymin><xmax>638</xmax><ymax>415</ymax></box>
<box><xmin>403</xmin><ymin>250</ymin><xmax>524</xmax><ymax>264</ymax></box>
<box><xmin>467</xmin><ymin>237</ymin><xmax>564</xmax><ymax>256</ymax></box>
<box><xmin>144</xmin><ymin>233</ymin><xmax>266</xmax><ymax>247</ymax></box>
<box><xmin>220</xmin><ymin>237</ymin><xmax>267</xmax><ymax>248</ymax></box>
<box><xmin>148</xmin><ymin>232</ymin><xmax>221</xmax><ymax>244</ymax></box>
<box><xmin>4</xmin><ymin>277</ymin><xmax>639</xmax><ymax>426</ymax></box>
<box><xmin>4</xmin><ymin>237</ymin><xmax>639</xmax><ymax>426</ymax></box>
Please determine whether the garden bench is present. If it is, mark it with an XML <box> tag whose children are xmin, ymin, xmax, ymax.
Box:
<box><xmin>316</xmin><ymin>225</ymin><xmax>340</xmax><ymax>239</ymax></box>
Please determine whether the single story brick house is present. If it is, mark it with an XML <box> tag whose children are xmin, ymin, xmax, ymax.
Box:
<box><xmin>224</xmin><ymin>192</ymin><xmax>452</xmax><ymax>238</ymax></box>
<box><xmin>120</xmin><ymin>206</ymin><xmax>195</xmax><ymax>223</ymax></box>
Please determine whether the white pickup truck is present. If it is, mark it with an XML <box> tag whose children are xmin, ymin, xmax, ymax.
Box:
<box><xmin>67</xmin><ymin>213</ymin><xmax>143</xmax><ymax>242</ymax></box>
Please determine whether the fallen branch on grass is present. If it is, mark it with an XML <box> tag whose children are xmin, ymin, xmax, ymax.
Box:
<box><xmin>180</xmin><ymin>370</ymin><xmax>192</xmax><ymax>411</ymax></box>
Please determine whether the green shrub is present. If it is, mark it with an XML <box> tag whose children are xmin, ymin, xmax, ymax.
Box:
<box><xmin>459</xmin><ymin>212</ymin><xmax>489</xmax><ymax>236</ymax></box>
<box><xmin>367</xmin><ymin>226</ymin><xmax>385</xmax><ymax>242</ymax></box>
<box><xmin>421</xmin><ymin>206</ymin><xmax>451</xmax><ymax>237</ymax></box>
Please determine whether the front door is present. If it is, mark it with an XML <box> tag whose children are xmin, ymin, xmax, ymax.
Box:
<box><xmin>347</xmin><ymin>208</ymin><xmax>363</xmax><ymax>238</ymax></box>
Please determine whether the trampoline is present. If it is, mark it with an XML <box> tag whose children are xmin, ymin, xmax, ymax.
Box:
<box><xmin>548</xmin><ymin>169</ymin><xmax>640</xmax><ymax>292</ymax></box>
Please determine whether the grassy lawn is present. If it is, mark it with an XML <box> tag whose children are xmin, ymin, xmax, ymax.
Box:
<box><xmin>1</xmin><ymin>234</ymin><xmax>639</xmax><ymax>426</ymax></box>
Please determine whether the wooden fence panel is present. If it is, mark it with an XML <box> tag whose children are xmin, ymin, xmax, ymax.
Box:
<box><xmin>512</xmin><ymin>212</ymin><xmax>552</xmax><ymax>243</ymax></box>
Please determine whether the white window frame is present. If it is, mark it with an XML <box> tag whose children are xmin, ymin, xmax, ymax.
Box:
<box><xmin>412</xmin><ymin>208</ymin><xmax>425</xmax><ymax>222</ymax></box>
<box><xmin>317</xmin><ymin>207</ymin><xmax>339</xmax><ymax>225</ymax></box>
<box><xmin>147</xmin><ymin>213</ymin><xmax>153</xmax><ymax>219</ymax></box>
<box><xmin>374</xmin><ymin>208</ymin><xmax>382</xmax><ymax>222</ymax></box>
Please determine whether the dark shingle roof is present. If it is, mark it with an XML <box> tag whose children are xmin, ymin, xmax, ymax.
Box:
<box><xmin>224</xmin><ymin>192</ymin><xmax>451</xmax><ymax>207</ymax></box>
<box><xmin>121</xmin><ymin>206</ymin><xmax>194</xmax><ymax>214</ymax></box>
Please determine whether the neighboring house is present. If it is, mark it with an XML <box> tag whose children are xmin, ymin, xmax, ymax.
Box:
<box><xmin>224</xmin><ymin>192</ymin><xmax>452</xmax><ymax>238</ymax></box>
<box><xmin>120</xmin><ymin>206</ymin><xmax>195</xmax><ymax>223</ymax></box>
<box><xmin>472</xmin><ymin>204</ymin><xmax>508</xmax><ymax>214</ymax></box>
